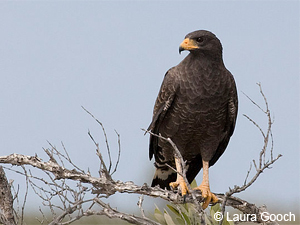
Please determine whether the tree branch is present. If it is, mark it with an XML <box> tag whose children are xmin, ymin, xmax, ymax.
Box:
<box><xmin>0</xmin><ymin>84</ymin><xmax>283</xmax><ymax>224</ymax></box>
<box><xmin>219</xmin><ymin>83</ymin><xmax>281</xmax><ymax>225</ymax></box>
<box><xmin>0</xmin><ymin>166</ymin><xmax>16</xmax><ymax>225</ymax></box>
<box><xmin>0</xmin><ymin>152</ymin><xmax>278</xmax><ymax>224</ymax></box>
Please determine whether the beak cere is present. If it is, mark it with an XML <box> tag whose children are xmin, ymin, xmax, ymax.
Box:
<box><xmin>179</xmin><ymin>38</ymin><xmax>198</xmax><ymax>54</ymax></box>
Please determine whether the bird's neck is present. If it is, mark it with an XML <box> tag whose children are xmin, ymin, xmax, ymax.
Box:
<box><xmin>184</xmin><ymin>53</ymin><xmax>224</xmax><ymax>70</ymax></box>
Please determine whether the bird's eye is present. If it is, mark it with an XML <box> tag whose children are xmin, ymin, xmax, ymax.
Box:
<box><xmin>196</xmin><ymin>37</ymin><xmax>204</xmax><ymax>43</ymax></box>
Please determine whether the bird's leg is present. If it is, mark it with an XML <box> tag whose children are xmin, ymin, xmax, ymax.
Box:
<box><xmin>169</xmin><ymin>157</ymin><xmax>189</xmax><ymax>196</ymax></box>
<box><xmin>194</xmin><ymin>160</ymin><xmax>219</xmax><ymax>209</ymax></box>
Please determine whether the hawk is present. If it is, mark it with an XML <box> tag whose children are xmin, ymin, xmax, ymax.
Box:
<box><xmin>148</xmin><ymin>30</ymin><xmax>238</xmax><ymax>209</ymax></box>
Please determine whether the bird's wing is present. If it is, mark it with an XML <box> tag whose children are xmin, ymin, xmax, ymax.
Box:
<box><xmin>148</xmin><ymin>68</ymin><xmax>178</xmax><ymax>160</ymax></box>
<box><xmin>209</xmin><ymin>73</ymin><xmax>238</xmax><ymax>166</ymax></box>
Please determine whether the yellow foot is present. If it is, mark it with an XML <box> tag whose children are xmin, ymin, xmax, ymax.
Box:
<box><xmin>194</xmin><ymin>184</ymin><xmax>218</xmax><ymax>209</ymax></box>
<box><xmin>169</xmin><ymin>179</ymin><xmax>189</xmax><ymax>196</ymax></box>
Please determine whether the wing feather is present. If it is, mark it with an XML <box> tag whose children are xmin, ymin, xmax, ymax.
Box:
<box><xmin>209</xmin><ymin>73</ymin><xmax>238</xmax><ymax>166</ymax></box>
<box><xmin>148</xmin><ymin>68</ymin><xmax>178</xmax><ymax>160</ymax></box>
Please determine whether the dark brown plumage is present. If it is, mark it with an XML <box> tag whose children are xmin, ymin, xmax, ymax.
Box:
<box><xmin>148</xmin><ymin>30</ymin><xmax>238</xmax><ymax>207</ymax></box>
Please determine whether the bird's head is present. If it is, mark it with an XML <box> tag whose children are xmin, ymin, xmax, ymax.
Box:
<box><xmin>179</xmin><ymin>30</ymin><xmax>223</xmax><ymax>58</ymax></box>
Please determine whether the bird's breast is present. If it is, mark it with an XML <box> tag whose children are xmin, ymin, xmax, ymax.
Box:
<box><xmin>178</xmin><ymin>68</ymin><xmax>229</xmax><ymax>109</ymax></box>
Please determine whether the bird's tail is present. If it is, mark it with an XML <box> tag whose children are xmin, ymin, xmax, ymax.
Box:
<box><xmin>151</xmin><ymin>167</ymin><xmax>177</xmax><ymax>189</ymax></box>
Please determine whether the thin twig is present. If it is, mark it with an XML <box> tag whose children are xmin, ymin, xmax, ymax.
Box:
<box><xmin>88</xmin><ymin>130</ymin><xmax>110</xmax><ymax>179</ymax></box>
<box><xmin>137</xmin><ymin>195</ymin><xmax>146</xmax><ymax>218</ymax></box>
<box><xmin>244</xmin><ymin>163</ymin><xmax>252</xmax><ymax>186</ymax></box>
<box><xmin>82</xmin><ymin>106</ymin><xmax>112</xmax><ymax>173</ymax></box>
<box><xmin>20</xmin><ymin>166</ymin><xmax>29</xmax><ymax>225</ymax></box>
<box><xmin>111</xmin><ymin>130</ymin><xmax>121</xmax><ymax>176</ymax></box>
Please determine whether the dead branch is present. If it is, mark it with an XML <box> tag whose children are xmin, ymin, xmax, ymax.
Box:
<box><xmin>0</xmin><ymin>152</ymin><xmax>278</xmax><ymax>224</ymax></box>
<box><xmin>92</xmin><ymin>198</ymin><xmax>161</xmax><ymax>225</ymax></box>
<box><xmin>0</xmin><ymin>84</ymin><xmax>283</xmax><ymax>225</ymax></box>
<box><xmin>0</xmin><ymin>166</ymin><xmax>16</xmax><ymax>225</ymax></box>
<box><xmin>219</xmin><ymin>83</ymin><xmax>281</xmax><ymax>225</ymax></box>
<box><xmin>142</xmin><ymin>129</ymin><xmax>204</xmax><ymax>215</ymax></box>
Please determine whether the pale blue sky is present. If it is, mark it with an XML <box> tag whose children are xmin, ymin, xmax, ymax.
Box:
<box><xmin>0</xmin><ymin>1</ymin><xmax>299</xmax><ymax>217</ymax></box>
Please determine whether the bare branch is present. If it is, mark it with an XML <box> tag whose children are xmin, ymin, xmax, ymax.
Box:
<box><xmin>219</xmin><ymin>83</ymin><xmax>282</xmax><ymax>225</ymax></box>
<box><xmin>216</xmin><ymin>194</ymin><xmax>279</xmax><ymax>225</ymax></box>
<box><xmin>142</xmin><ymin>129</ymin><xmax>203</xmax><ymax>213</ymax></box>
<box><xmin>82</xmin><ymin>106</ymin><xmax>113</xmax><ymax>173</ymax></box>
<box><xmin>0</xmin><ymin>153</ymin><xmax>277</xmax><ymax>222</ymax></box>
<box><xmin>137</xmin><ymin>195</ymin><xmax>146</xmax><ymax>219</ymax></box>
<box><xmin>0</xmin><ymin>84</ymin><xmax>283</xmax><ymax>225</ymax></box>
<box><xmin>111</xmin><ymin>129</ymin><xmax>121</xmax><ymax>176</ymax></box>
<box><xmin>243</xmin><ymin>162</ymin><xmax>252</xmax><ymax>186</ymax></box>
<box><xmin>243</xmin><ymin>114</ymin><xmax>266</xmax><ymax>139</ymax></box>
<box><xmin>93</xmin><ymin>198</ymin><xmax>161</xmax><ymax>225</ymax></box>
<box><xmin>20</xmin><ymin>166</ymin><xmax>29</xmax><ymax>225</ymax></box>
<box><xmin>0</xmin><ymin>166</ymin><xmax>16</xmax><ymax>225</ymax></box>
<box><xmin>88</xmin><ymin>130</ymin><xmax>111</xmax><ymax>180</ymax></box>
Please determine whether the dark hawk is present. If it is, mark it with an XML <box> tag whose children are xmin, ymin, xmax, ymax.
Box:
<box><xmin>148</xmin><ymin>30</ymin><xmax>238</xmax><ymax>209</ymax></box>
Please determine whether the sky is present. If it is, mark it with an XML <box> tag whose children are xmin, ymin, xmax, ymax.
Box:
<box><xmin>0</xmin><ymin>0</ymin><xmax>299</xmax><ymax>220</ymax></box>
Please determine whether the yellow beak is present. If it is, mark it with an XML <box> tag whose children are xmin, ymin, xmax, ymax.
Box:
<box><xmin>179</xmin><ymin>38</ymin><xmax>199</xmax><ymax>53</ymax></box>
